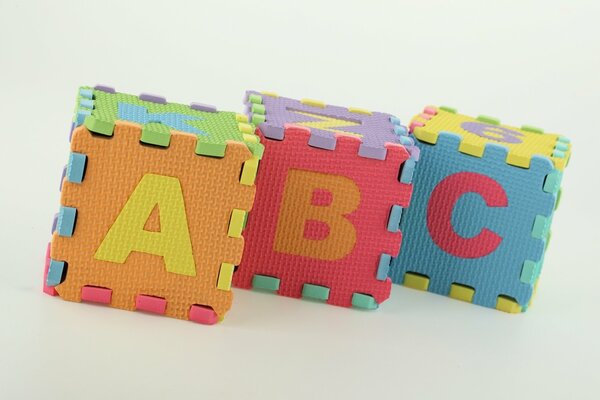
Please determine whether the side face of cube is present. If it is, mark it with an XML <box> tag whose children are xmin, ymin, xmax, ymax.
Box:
<box><xmin>233</xmin><ymin>91</ymin><xmax>418</xmax><ymax>309</ymax></box>
<box><xmin>390</xmin><ymin>106</ymin><xmax>571</xmax><ymax>312</ymax></box>
<box><xmin>45</xmin><ymin>86</ymin><xmax>263</xmax><ymax>323</ymax></box>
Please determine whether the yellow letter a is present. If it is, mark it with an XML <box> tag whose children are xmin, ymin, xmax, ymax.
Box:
<box><xmin>95</xmin><ymin>173</ymin><xmax>196</xmax><ymax>276</ymax></box>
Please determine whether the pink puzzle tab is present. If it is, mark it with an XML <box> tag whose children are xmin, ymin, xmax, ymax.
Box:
<box><xmin>189</xmin><ymin>305</ymin><xmax>218</xmax><ymax>325</ymax></box>
<box><xmin>135</xmin><ymin>295</ymin><xmax>167</xmax><ymax>314</ymax></box>
<box><xmin>81</xmin><ymin>286</ymin><xmax>112</xmax><ymax>304</ymax></box>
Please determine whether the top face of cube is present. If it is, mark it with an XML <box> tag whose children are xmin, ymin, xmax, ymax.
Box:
<box><xmin>74</xmin><ymin>86</ymin><xmax>262</xmax><ymax>158</ymax></box>
<box><xmin>245</xmin><ymin>91</ymin><xmax>412</xmax><ymax>160</ymax></box>
<box><xmin>410</xmin><ymin>106</ymin><xmax>571</xmax><ymax>171</ymax></box>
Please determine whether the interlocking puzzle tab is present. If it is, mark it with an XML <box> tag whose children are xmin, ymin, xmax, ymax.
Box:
<box><xmin>389</xmin><ymin>106</ymin><xmax>571</xmax><ymax>313</ymax></box>
<box><xmin>233</xmin><ymin>91</ymin><xmax>418</xmax><ymax>309</ymax></box>
<box><xmin>44</xmin><ymin>85</ymin><xmax>263</xmax><ymax>324</ymax></box>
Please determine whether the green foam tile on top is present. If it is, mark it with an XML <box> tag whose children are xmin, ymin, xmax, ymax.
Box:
<box><xmin>352</xmin><ymin>293</ymin><xmax>378</xmax><ymax>310</ymax></box>
<box><xmin>77</xmin><ymin>86</ymin><xmax>263</xmax><ymax>157</ymax></box>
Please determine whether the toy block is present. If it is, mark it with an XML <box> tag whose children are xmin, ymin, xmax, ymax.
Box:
<box><xmin>390</xmin><ymin>106</ymin><xmax>572</xmax><ymax>312</ymax></box>
<box><xmin>233</xmin><ymin>91</ymin><xmax>418</xmax><ymax>309</ymax></box>
<box><xmin>45</xmin><ymin>85</ymin><xmax>263</xmax><ymax>323</ymax></box>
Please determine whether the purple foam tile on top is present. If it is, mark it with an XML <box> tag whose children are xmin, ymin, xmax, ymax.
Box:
<box><xmin>245</xmin><ymin>90</ymin><xmax>403</xmax><ymax>153</ymax></box>
<box><xmin>190</xmin><ymin>102</ymin><xmax>217</xmax><ymax>113</ymax></box>
<box><xmin>139</xmin><ymin>93</ymin><xmax>167</xmax><ymax>104</ymax></box>
<box><xmin>94</xmin><ymin>84</ymin><xmax>115</xmax><ymax>93</ymax></box>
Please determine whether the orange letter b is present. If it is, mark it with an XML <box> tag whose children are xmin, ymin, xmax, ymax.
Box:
<box><xmin>274</xmin><ymin>169</ymin><xmax>360</xmax><ymax>260</ymax></box>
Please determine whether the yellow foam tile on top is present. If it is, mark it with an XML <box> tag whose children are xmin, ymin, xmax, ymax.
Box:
<box><xmin>413</xmin><ymin>109</ymin><xmax>570</xmax><ymax>171</ymax></box>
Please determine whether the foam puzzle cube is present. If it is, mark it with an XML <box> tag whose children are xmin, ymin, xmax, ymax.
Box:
<box><xmin>44</xmin><ymin>85</ymin><xmax>263</xmax><ymax>324</ymax></box>
<box><xmin>232</xmin><ymin>91</ymin><xmax>418</xmax><ymax>309</ymax></box>
<box><xmin>389</xmin><ymin>106</ymin><xmax>571</xmax><ymax>313</ymax></box>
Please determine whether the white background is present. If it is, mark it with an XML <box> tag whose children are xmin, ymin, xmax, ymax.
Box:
<box><xmin>1</xmin><ymin>1</ymin><xmax>599</xmax><ymax>399</ymax></box>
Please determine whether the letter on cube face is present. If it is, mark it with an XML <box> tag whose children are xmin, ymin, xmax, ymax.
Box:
<box><xmin>234</xmin><ymin>92</ymin><xmax>418</xmax><ymax>309</ymax></box>
<box><xmin>390</xmin><ymin>106</ymin><xmax>571</xmax><ymax>312</ymax></box>
<box><xmin>46</xmin><ymin>86</ymin><xmax>263</xmax><ymax>323</ymax></box>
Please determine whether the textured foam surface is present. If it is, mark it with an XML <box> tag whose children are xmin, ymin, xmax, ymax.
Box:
<box><xmin>390</xmin><ymin>106</ymin><xmax>572</xmax><ymax>312</ymax></box>
<box><xmin>49</xmin><ymin>121</ymin><xmax>256</xmax><ymax>321</ymax></box>
<box><xmin>410</xmin><ymin>107</ymin><xmax>570</xmax><ymax>170</ymax></box>
<box><xmin>75</xmin><ymin>86</ymin><xmax>263</xmax><ymax>158</ymax></box>
<box><xmin>246</xmin><ymin>91</ymin><xmax>401</xmax><ymax>147</ymax></box>
<box><xmin>234</xmin><ymin>92</ymin><xmax>415</xmax><ymax>308</ymax></box>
